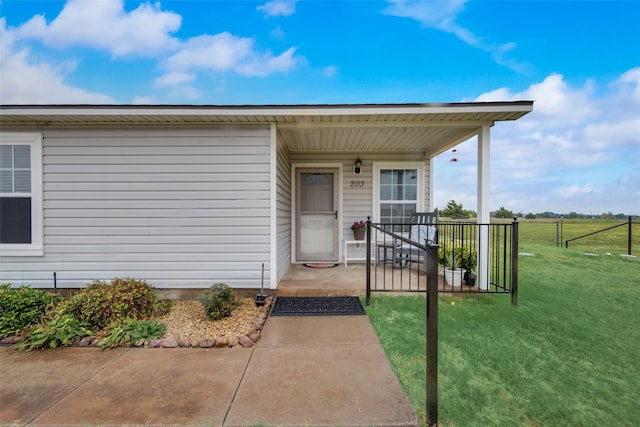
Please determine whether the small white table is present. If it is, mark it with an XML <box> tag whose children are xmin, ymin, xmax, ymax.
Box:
<box><xmin>344</xmin><ymin>240</ymin><xmax>375</xmax><ymax>267</ymax></box>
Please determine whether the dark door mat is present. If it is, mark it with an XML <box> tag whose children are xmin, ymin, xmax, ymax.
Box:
<box><xmin>271</xmin><ymin>296</ymin><xmax>365</xmax><ymax>316</ymax></box>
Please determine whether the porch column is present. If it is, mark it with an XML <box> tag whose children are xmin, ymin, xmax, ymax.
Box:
<box><xmin>477</xmin><ymin>125</ymin><xmax>491</xmax><ymax>291</ymax></box>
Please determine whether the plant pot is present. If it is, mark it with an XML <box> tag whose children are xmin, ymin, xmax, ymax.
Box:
<box><xmin>464</xmin><ymin>271</ymin><xmax>476</xmax><ymax>287</ymax></box>
<box><xmin>444</xmin><ymin>268</ymin><xmax>465</xmax><ymax>287</ymax></box>
<box><xmin>352</xmin><ymin>229</ymin><xmax>366</xmax><ymax>240</ymax></box>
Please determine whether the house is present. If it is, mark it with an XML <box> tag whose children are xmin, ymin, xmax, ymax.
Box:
<box><xmin>0</xmin><ymin>102</ymin><xmax>533</xmax><ymax>291</ymax></box>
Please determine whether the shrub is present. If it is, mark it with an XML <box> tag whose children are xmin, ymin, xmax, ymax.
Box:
<box><xmin>0</xmin><ymin>284</ymin><xmax>62</xmax><ymax>338</ymax></box>
<box><xmin>97</xmin><ymin>318</ymin><xmax>166</xmax><ymax>349</ymax></box>
<box><xmin>61</xmin><ymin>277</ymin><xmax>158</xmax><ymax>329</ymax></box>
<box><xmin>200</xmin><ymin>283</ymin><xmax>240</xmax><ymax>320</ymax></box>
<box><xmin>152</xmin><ymin>298</ymin><xmax>174</xmax><ymax>316</ymax></box>
<box><xmin>18</xmin><ymin>313</ymin><xmax>94</xmax><ymax>352</ymax></box>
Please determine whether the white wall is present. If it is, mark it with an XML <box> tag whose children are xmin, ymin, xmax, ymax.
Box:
<box><xmin>0</xmin><ymin>127</ymin><xmax>272</xmax><ymax>289</ymax></box>
<box><xmin>275</xmin><ymin>137</ymin><xmax>292</xmax><ymax>285</ymax></box>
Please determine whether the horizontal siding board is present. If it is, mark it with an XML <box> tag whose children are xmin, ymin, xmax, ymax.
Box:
<box><xmin>44</xmin><ymin>235</ymin><xmax>269</xmax><ymax>245</ymax></box>
<box><xmin>44</xmin><ymin>212</ymin><xmax>268</xmax><ymax>227</ymax></box>
<box><xmin>44</xmin><ymin>164</ymin><xmax>269</xmax><ymax>173</ymax></box>
<box><xmin>45</xmin><ymin>155</ymin><xmax>270</xmax><ymax>165</ymax></box>
<box><xmin>44</xmin><ymin>208</ymin><xmax>270</xmax><ymax>219</ymax></box>
<box><xmin>45</xmin><ymin>145</ymin><xmax>270</xmax><ymax>156</ymax></box>
<box><xmin>40</xmin><ymin>243</ymin><xmax>270</xmax><ymax>254</ymax></box>
<box><xmin>47</xmin><ymin>173</ymin><xmax>269</xmax><ymax>183</ymax></box>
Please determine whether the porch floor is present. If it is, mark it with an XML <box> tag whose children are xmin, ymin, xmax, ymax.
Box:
<box><xmin>277</xmin><ymin>262</ymin><xmax>478</xmax><ymax>296</ymax></box>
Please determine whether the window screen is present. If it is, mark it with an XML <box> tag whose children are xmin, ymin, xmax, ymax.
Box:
<box><xmin>0</xmin><ymin>144</ymin><xmax>32</xmax><ymax>244</ymax></box>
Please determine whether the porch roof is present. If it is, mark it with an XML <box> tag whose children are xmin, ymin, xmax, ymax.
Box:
<box><xmin>0</xmin><ymin>101</ymin><xmax>533</xmax><ymax>156</ymax></box>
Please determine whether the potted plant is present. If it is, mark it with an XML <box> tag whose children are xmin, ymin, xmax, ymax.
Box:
<box><xmin>351</xmin><ymin>220</ymin><xmax>367</xmax><ymax>241</ymax></box>
<box><xmin>443</xmin><ymin>251</ymin><xmax>464</xmax><ymax>287</ymax></box>
<box><xmin>459</xmin><ymin>249</ymin><xmax>478</xmax><ymax>287</ymax></box>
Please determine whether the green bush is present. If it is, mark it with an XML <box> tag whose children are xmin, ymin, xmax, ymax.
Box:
<box><xmin>0</xmin><ymin>284</ymin><xmax>62</xmax><ymax>337</ymax></box>
<box><xmin>61</xmin><ymin>277</ymin><xmax>158</xmax><ymax>329</ymax></box>
<box><xmin>97</xmin><ymin>318</ymin><xmax>166</xmax><ymax>349</ymax></box>
<box><xmin>200</xmin><ymin>283</ymin><xmax>240</xmax><ymax>320</ymax></box>
<box><xmin>17</xmin><ymin>314</ymin><xmax>94</xmax><ymax>352</ymax></box>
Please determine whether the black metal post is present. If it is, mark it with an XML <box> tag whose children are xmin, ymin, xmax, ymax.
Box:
<box><xmin>366</xmin><ymin>216</ymin><xmax>372</xmax><ymax>306</ymax></box>
<box><xmin>511</xmin><ymin>217</ymin><xmax>519</xmax><ymax>306</ymax></box>
<box><xmin>426</xmin><ymin>242</ymin><xmax>439</xmax><ymax>426</ymax></box>
<box><xmin>628</xmin><ymin>216</ymin><xmax>633</xmax><ymax>256</ymax></box>
<box><xmin>53</xmin><ymin>272</ymin><xmax>58</xmax><ymax>295</ymax></box>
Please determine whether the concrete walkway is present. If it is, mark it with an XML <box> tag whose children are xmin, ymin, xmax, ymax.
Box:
<box><xmin>0</xmin><ymin>314</ymin><xmax>418</xmax><ymax>426</ymax></box>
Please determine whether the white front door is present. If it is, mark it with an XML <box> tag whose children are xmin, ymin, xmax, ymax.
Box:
<box><xmin>296</xmin><ymin>168</ymin><xmax>339</xmax><ymax>262</ymax></box>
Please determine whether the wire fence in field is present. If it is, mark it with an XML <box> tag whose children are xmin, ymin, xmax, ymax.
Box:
<box><xmin>510</xmin><ymin>218</ymin><xmax>639</xmax><ymax>255</ymax></box>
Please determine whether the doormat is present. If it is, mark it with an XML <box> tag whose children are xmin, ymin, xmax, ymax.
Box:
<box><xmin>271</xmin><ymin>296</ymin><xmax>365</xmax><ymax>316</ymax></box>
<box><xmin>303</xmin><ymin>263</ymin><xmax>339</xmax><ymax>268</ymax></box>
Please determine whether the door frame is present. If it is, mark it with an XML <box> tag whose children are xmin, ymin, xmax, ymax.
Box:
<box><xmin>291</xmin><ymin>163</ymin><xmax>343</xmax><ymax>263</ymax></box>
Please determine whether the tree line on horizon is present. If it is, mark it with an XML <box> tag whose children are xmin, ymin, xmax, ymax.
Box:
<box><xmin>436</xmin><ymin>200</ymin><xmax>637</xmax><ymax>220</ymax></box>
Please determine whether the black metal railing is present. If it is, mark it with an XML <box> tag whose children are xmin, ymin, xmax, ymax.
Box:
<box><xmin>365</xmin><ymin>218</ymin><xmax>519</xmax><ymax>306</ymax></box>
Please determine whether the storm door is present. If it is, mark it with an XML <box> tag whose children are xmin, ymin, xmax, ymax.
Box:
<box><xmin>296</xmin><ymin>168</ymin><xmax>339</xmax><ymax>262</ymax></box>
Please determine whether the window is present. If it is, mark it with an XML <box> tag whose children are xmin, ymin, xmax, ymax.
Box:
<box><xmin>373</xmin><ymin>162</ymin><xmax>424</xmax><ymax>228</ymax></box>
<box><xmin>0</xmin><ymin>133</ymin><xmax>43</xmax><ymax>256</ymax></box>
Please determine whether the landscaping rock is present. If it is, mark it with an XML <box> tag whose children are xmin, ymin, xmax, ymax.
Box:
<box><xmin>248</xmin><ymin>332</ymin><xmax>261</xmax><ymax>343</ymax></box>
<box><xmin>162</xmin><ymin>335</ymin><xmax>178</xmax><ymax>348</ymax></box>
<box><xmin>198</xmin><ymin>338</ymin><xmax>216</xmax><ymax>348</ymax></box>
<box><xmin>229</xmin><ymin>336</ymin><xmax>239</xmax><ymax>347</ymax></box>
<box><xmin>238</xmin><ymin>335</ymin><xmax>254</xmax><ymax>348</ymax></box>
<box><xmin>149</xmin><ymin>339</ymin><xmax>163</xmax><ymax>348</ymax></box>
<box><xmin>77</xmin><ymin>336</ymin><xmax>94</xmax><ymax>347</ymax></box>
<box><xmin>0</xmin><ymin>336</ymin><xmax>21</xmax><ymax>345</ymax></box>
<box><xmin>178</xmin><ymin>338</ymin><xmax>192</xmax><ymax>348</ymax></box>
<box><xmin>215</xmin><ymin>336</ymin><xmax>228</xmax><ymax>348</ymax></box>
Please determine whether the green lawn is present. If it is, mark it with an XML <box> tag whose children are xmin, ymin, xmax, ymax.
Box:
<box><xmin>366</xmin><ymin>243</ymin><xmax>640</xmax><ymax>426</ymax></box>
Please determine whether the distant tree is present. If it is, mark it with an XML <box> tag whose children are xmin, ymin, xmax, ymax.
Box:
<box><xmin>567</xmin><ymin>212</ymin><xmax>579</xmax><ymax>219</ymax></box>
<box><xmin>440</xmin><ymin>200</ymin><xmax>469</xmax><ymax>219</ymax></box>
<box><xmin>494</xmin><ymin>207</ymin><xmax>515</xmax><ymax>218</ymax></box>
<box><xmin>525</xmin><ymin>213</ymin><xmax>536</xmax><ymax>219</ymax></box>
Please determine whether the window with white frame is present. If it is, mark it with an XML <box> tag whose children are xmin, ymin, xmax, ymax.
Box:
<box><xmin>0</xmin><ymin>133</ymin><xmax>43</xmax><ymax>256</ymax></box>
<box><xmin>373</xmin><ymin>162</ymin><xmax>424</xmax><ymax>229</ymax></box>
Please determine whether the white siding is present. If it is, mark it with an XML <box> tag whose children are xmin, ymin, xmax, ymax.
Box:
<box><xmin>0</xmin><ymin>127</ymin><xmax>272</xmax><ymax>289</ymax></box>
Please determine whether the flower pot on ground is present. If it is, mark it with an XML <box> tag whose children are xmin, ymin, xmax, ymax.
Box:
<box><xmin>445</xmin><ymin>268</ymin><xmax>465</xmax><ymax>287</ymax></box>
<box><xmin>443</xmin><ymin>252</ymin><xmax>465</xmax><ymax>287</ymax></box>
<box><xmin>459</xmin><ymin>249</ymin><xmax>478</xmax><ymax>287</ymax></box>
<box><xmin>463</xmin><ymin>270</ymin><xmax>477</xmax><ymax>287</ymax></box>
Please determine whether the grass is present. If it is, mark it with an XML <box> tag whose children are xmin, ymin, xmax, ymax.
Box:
<box><xmin>366</xmin><ymin>243</ymin><xmax>640</xmax><ymax>426</ymax></box>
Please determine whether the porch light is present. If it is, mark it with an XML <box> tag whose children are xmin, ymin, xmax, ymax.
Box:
<box><xmin>354</xmin><ymin>157</ymin><xmax>363</xmax><ymax>175</ymax></box>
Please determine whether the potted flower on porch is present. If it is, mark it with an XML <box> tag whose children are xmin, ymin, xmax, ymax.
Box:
<box><xmin>351</xmin><ymin>220</ymin><xmax>367</xmax><ymax>241</ymax></box>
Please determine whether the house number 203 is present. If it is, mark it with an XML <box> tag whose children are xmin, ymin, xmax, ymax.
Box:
<box><xmin>350</xmin><ymin>180</ymin><xmax>365</xmax><ymax>188</ymax></box>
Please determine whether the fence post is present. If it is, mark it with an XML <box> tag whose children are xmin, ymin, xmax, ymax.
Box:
<box><xmin>426</xmin><ymin>242</ymin><xmax>439</xmax><ymax>426</ymax></box>
<box><xmin>366</xmin><ymin>216</ymin><xmax>372</xmax><ymax>306</ymax></box>
<box><xmin>511</xmin><ymin>217</ymin><xmax>519</xmax><ymax>307</ymax></box>
<box><xmin>628</xmin><ymin>216</ymin><xmax>633</xmax><ymax>256</ymax></box>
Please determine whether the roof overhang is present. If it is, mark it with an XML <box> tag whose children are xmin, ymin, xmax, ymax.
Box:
<box><xmin>0</xmin><ymin>102</ymin><xmax>533</xmax><ymax>156</ymax></box>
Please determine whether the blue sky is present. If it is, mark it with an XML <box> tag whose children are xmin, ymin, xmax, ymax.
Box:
<box><xmin>1</xmin><ymin>0</ymin><xmax>639</xmax><ymax>215</ymax></box>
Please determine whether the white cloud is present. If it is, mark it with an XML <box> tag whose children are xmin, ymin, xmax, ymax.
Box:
<box><xmin>0</xmin><ymin>18</ymin><xmax>115</xmax><ymax>104</ymax></box>
<box><xmin>323</xmin><ymin>65</ymin><xmax>338</xmax><ymax>78</ymax></box>
<box><xmin>383</xmin><ymin>0</ymin><xmax>528</xmax><ymax>72</ymax></box>
<box><xmin>13</xmin><ymin>0</ymin><xmax>181</xmax><ymax>57</ymax></box>
<box><xmin>155</xmin><ymin>71</ymin><xmax>195</xmax><ymax>88</ymax></box>
<box><xmin>435</xmin><ymin>69</ymin><xmax>640</xmax><ymax>215</ymax></box>
<box><xmin>257</xmin><ymin>0</ymin><xmax>297</xmax><ymax>17</ymax></box>
<box><xmin>159</xmin><ymin>32</ymin><xmax>298</xmax><ymax>83</ymax></box>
